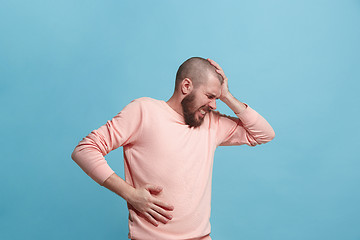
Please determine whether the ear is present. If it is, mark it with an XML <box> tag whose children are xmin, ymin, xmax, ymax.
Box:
<box><xmin>181</xmin><ymin>78</ymin><xmax>193</xmax><ymax>94</ymax></box>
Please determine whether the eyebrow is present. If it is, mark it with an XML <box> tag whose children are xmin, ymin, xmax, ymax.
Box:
<box><xmin>207</xmin><ymin>93</ymin><xmax>220</xmax><ymax>99</ymax></box>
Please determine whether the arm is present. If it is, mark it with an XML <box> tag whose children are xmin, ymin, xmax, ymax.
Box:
<box><xmin>208</xmin><ymin>58</ymin><xmax>275</xmax><ymax>145</ymax></box>
<box><xmin>71</xmin><ymin>99</ymin><xmax>173</xmax><ymax>226</ymax></box>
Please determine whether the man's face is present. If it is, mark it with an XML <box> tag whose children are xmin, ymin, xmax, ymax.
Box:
<box><xmin>181</xmin><ymin>75</ymin><xmax>222</xmax><ymax>128</ymax></box>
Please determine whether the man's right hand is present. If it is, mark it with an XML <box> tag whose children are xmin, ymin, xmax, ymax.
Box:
<box><xmin>127</xmin><ymin>184</ymin><xmax>174</xmax><ymax>227</ymax></box>
<box><xmin>102</xmin><ymin>173</ymin><xmax>174</xmax><ymax>227</ymax></box>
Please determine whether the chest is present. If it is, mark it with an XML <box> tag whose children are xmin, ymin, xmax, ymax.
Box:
<box><xmin>132</xmin><ymin>114</ymin><xmax>218</xmax><ymax>162</ymax></box>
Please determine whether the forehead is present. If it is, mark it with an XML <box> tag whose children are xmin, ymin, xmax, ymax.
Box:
<box><xmin>199</xmin><ymin>75</ymin><xmax>222</xmax><ymax>97</ymax></box>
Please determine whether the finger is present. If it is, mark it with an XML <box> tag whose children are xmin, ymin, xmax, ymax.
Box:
<box><xmin>152</xmin><ymin>204</ymin><xmax>173</xmax><ymax>220</ymax></box>
<box><xmin>149</xmin><ymin>208</ymin><xmax>169</xmax><ymax>224</ymax></box>
<box><xmin>216</xmin><ymin>69</ymin><xmax>226</xmax><ymax>79</ymax></box>
<box><xmin>207</xmin><ymin>58</ymin><xmax>221</xmax><ymax>69</ymax></box>
<box><xmin>145</xmin><ymin>184</ymin><xmax>163</xmax><ymax>194</ymax></box>
<box><xmin>152</xmin><ymin>198</ymin><xmax>174</xmax><ymax>211</ymax></box>
<box><xmin>207</xmin><ymin>58</ymin><xmax>217</xmax><ymax>66</ymax></box>
<box><xmin>207</xmin><ymin>58</ymin><xmax>217</xmax><ymax>65</ymax></box>
<box><xmin>143</xmin><ymin>212</ymin><xmax>159</xmax><ymax>227</ymax></box>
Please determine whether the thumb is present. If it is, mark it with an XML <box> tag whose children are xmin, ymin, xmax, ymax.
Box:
<box><xmin>145</xmin><ymin>184</ymin><xmax>163</xmax><ymax>194</ymax></box>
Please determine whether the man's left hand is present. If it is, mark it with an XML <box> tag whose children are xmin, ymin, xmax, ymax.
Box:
<box><xmin>207</xmin><ymin>58</ymin><xmax>230</xmax><ymax>101</ymax></box>
<box><xmin>207</xmin><ymin>58</ymin><xmax>247</xmax><ymax>114</ymax></box>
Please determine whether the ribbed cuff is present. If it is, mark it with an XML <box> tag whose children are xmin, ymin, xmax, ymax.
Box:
<box><xmin>89</xmin><ymin>163</ymin><xmax>115</xmax><ymax>186</ymax></box>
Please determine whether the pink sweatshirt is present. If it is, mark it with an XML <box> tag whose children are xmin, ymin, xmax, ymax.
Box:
<box><xmin>71</xmin><ymin>97</ymin><xmax>275</xmax><ymax>240</ymax></box>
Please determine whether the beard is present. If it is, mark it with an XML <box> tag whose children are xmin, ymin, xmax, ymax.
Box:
<box><xmin>181</xmin><ymin>92</ymin><xmax>209</xmax><ymax>128</ymax></box>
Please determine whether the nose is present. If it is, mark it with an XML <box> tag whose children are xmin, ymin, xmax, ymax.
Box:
<box><xmin>209</xmin><ymin>99</ymin><xmax>216</xmax><ymax>110</ymax></box>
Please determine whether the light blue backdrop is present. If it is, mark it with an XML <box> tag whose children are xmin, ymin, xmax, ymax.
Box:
<box><xmin>1</xmin><ymin>1</ymin><xmax>359</xmax><ymax>239</ymax></box>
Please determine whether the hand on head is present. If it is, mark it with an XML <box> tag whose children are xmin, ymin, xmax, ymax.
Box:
<box><xmin>207</xmin><ymin>58</ymin><xmax>230</xmax><ymax>101</ymax></box>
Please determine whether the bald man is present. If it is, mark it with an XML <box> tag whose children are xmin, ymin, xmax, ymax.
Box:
<box><xmin>71</xmin><ymin>57</ymin><xmax>275</xmax><ymax>240</ymax></box>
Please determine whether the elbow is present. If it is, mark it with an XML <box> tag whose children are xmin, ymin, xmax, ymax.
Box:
<box><xmin>268</xmin><ymin>128</ymin><xmax>275</xmax><ymax>141</ymax></box>
<box><xmin>264</xmin><ymin>128</ymin><xmax>275</xmax><ymax>143</ymax></box>
<box><xmin>71</xmin><ymin>147</ymin><xmax>79</xmax><ymax>163</ymax></box>
<box><xmin>257</xmin><ymin>129</ymin><xmax>275</xmax><ymax>145</ymax></box>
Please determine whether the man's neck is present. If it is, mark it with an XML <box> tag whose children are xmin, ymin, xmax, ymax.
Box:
<box><xmin>166</xmin><ymin>95</ymin><xmax>184</xmax><ymax>116</ymax></box>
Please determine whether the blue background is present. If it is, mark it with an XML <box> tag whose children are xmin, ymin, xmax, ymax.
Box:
<box><xmin>1</xmin><ymin>1</ymin><xmax>359</xmax><ymax>239</ymax></box>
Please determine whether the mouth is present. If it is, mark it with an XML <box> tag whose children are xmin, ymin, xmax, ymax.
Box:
<box><xmin>198</xmin><ymin>107</ymin><xmax>210</xmax><ymax>117</ymax></box>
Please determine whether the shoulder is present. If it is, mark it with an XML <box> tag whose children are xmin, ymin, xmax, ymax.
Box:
<box><xmin>124</xmin><ymin>97</ymin><xmax>163</xmax><ymax>111</ymax></box>
<box><xmin>208</xmin><ymin>110</ymin><xmax>229</xmax><ymax>120</ymax></box>
<box><xmin>208</xmin><ymin>110</ymin><xmax>239</xmax><ymax>125</ymax></box>
<box><xmin>132</xmin><ymin>97</ymin><xmax>161</xmax><ymax>104</ymax></box>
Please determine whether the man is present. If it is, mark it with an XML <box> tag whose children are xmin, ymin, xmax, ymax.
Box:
<box><xmin>71</xmin><ymin>57</ymin><xmax>275</xmax><ymax>240</ymax></box>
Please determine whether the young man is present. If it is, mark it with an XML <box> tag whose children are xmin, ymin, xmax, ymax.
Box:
<box><xmin>71</xmin><ymin>57</ymin><xmax>275</xmax><ymax>240</ymax></box>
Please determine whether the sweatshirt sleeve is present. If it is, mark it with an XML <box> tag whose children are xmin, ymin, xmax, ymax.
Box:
<box><xmin>71</xmin><ymin>99</ymin><xmax>144</xmax><ymax>186</ymax></box>
<box><xmin>216</xmin><ymin>103</ymin><xmax>275</xmax><ymax>146</ymax></box>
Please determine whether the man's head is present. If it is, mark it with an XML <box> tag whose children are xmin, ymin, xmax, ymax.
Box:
<box><xmin>175</xmin><ymin>57</ymin><xmax>224</xmax><ymax>91</ymax></box>
<box><xmin>175</xmin><ymin>57</ymin><xmax>224</xmax><ymax>128</ymax></box>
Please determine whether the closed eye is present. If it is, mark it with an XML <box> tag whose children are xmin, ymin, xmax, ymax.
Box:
<box><xmin>207</xmin><ymin>94</ymin><xmax>216</xmax><ymax>99</ymax></box>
